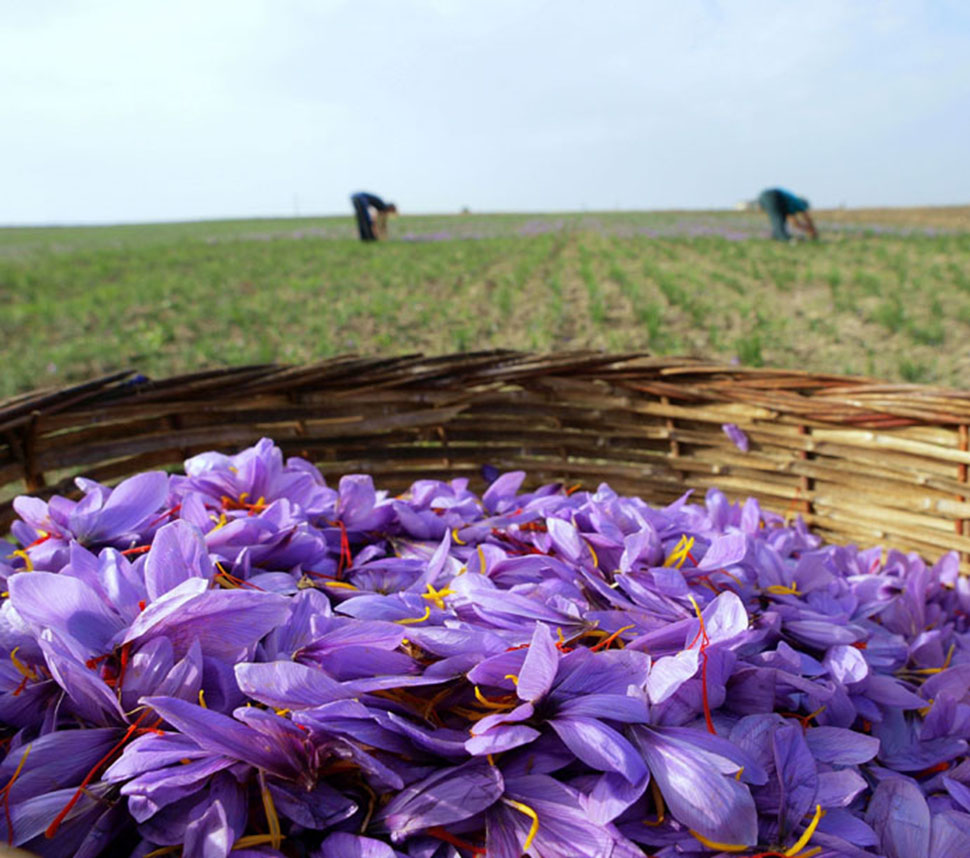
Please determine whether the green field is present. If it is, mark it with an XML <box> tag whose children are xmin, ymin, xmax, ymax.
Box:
<box><xmin>2</xmin><ymin>207</ymin><xmax>969</xmax><ymax>399</ymax></box>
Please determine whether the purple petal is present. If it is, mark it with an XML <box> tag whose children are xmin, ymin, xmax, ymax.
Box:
<box><xmin>633</xmin><ymin>726</ymin><xmax>758</xmax><ymax>845</ymax></box>
<box><xmin>930</xmin><ymin>810</ymin><xmax>970</xmax><ymax>856</ymax></box>
<box><xmin>482</xmin><ymin>471</ymin><xmax>526</xmax><ymax>513</ymax></box>
<box><xmin>555</xmin><ymin>693</ymin><xmax>649</xmax><ymax>723</ymax></box>
<box><xmin>315</xmin><ymin>832</ymin><xmax>404</xmax><ymax>858</ymax></box>
<box><xmin>234</xmin><ymin>661</ymin><xmax>353</xmax><ymax>709</ymax></box>
<box><xmin>270</xmin><ymin>780</ymin><xmax>358</xmax><ymax>831</ymax></box>
<box><xmin>548</xmin><ymin>717</ymin><xmax>647</xmax><ymax>783</ymax></box>
<box><xmin>816</xmin><ymin>769</ymin><xmax>868</xmax><ymax>808</ymax></box>
<box><xmin>825</xmin><ymin>644</ymin><xmax>869</xmax><ymax>685</ymax></box>
<box><xmin>804</xmin><ymin>726</ymin><xmax>880</xmax><ymax>764</ymax></box>
<box><xmin>81</xmin><ymin>471</ymin><xmax>169</xmax><ymax>542</ymax></box>
<box><xmin>722</xmin><ymin>423</ymin><xmax>749</xmax><ymax>452</ymax></box>
<box><xmin>771</xmin><ymin>723</ymin><xmax>819</xmax><ymax>836</ymax></box>
<box><xmin>465</xmin><ymin>725</ymin><xmax>541</xmax><ymax>755</ymax></box>
<box><xmin>698</xmin><ymin>532</ymin><xmax>748</xmax><ymax>570</ymax></box>
<box><xmin>126</xmin><ymin>583</ymin><xmax>290</xmax><ymax>660</ymax></box>
<box><xmin>517</xmin><ymin>622</ymin><xmax>559</xmax><ymax>702</ymax></box>
<box><xmin>647</xmin><ymin>648</ymin><xmax>698</xmax><ymax>705</ymax></box>
<box><xmin>144</xmin><ymin>520</ymin><xmax>213</xmax><ymax>601</ymax></box>
<box><xmin>378</xmin><ymin>759</ymin><xmax>503</xmax><ymax>841</ymax></box>
<box><xmin>865</xmin><ymin>777</ymin><xmax>930</xmax><ymax>858</ymax></box>
<box><xmin>9</xmin><ymin>571</ymin><xmax>125</xmax><ymax>658</ymax></box>
<box><xmin>143</xmin><ymin>695</ymin><xmax>300</xmax><ymax>778</ymax></box>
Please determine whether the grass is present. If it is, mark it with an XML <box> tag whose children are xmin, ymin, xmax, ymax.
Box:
<box><xmin>2</xmin><ymin>207</ymin><xmax>970</xmax><ymax>398</ymax></box>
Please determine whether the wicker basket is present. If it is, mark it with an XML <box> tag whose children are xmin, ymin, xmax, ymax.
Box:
<box><xmin>4</xmin><ymin>350</ymin><xmax>970</xmax><ymax>571</ymax></box>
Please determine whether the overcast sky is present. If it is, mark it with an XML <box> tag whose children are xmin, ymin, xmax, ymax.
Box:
<box><xmin>3</xmin><ymin>0</ymin><xmax>969</xmax><ymax>224</ymax></box>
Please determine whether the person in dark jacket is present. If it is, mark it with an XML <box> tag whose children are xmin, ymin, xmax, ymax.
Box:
<box><xmin>758</xmin><ymin>188</ymin><xmax>817</xmax><ymax>241</ymax></box>
<box><xmin>350</xmin><ymin>192</ymin><xmax>397</xmax><ymax>242</ymax></box>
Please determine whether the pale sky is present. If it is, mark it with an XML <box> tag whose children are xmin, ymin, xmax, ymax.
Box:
<box><xmin>3</xmin><ymin>0</ymin><xmax>969</xmax><ymax>224</ymax></box>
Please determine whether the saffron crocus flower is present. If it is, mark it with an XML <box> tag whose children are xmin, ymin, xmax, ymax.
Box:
<box><xmin>173</xmin><ymin>437</ymin><xmax>336</xmax><ymax>519</ymax></box>
<box><xmin>11</xmin><ymin>470</ymin><xmax>169</xmax><ymax>566</ymax></box>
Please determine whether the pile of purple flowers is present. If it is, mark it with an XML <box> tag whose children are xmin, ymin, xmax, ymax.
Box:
<box><xmin>2</xmin><ymin>439</ymin><xmax>969</xmax><ymax>858</ymax></box>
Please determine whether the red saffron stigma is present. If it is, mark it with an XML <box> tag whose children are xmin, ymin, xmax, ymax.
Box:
<box><xmin>120</xmin><ymin>545</ymin><xmax>151</xmax><ymax>556</ymax></box>
<box><xmin>915</xmin><ymin>760</ymin><xmax>950</xmax><ymax>777</ymax></box>
<box><xmin>0</xmin><ymin>745</ymin><xmax>30</xmax><ymax>844</ymax></box>
<box><xmin>590</xmin><ymin>625</ymin><xmax>635</xmax><ymax>652</ymax></box>
<box><xmin>688</xmin><ymin>601</ymin><xmax>715</xmax><ymax>734</ymax></box>
<box><xmin>45</xmin><ymin>709</ymin><xmax>151</xmax><ymax>838</ymax></box>
<box><xmin>11</xmin><ymin>675</ymin><xmax>28</xmax><ymax>697</ymax></box>
<box><xmin>146</xmin><ymin>504</ymin><xmax>182</xmax><ymax>529</ymax></box>
<box><xmin>115</xmin><ymin>643</ymin><xmax>132</xmax><ymax>691</ymax></box>
<box><xmin>427</xmin><ymin>826</ymin><xmax>487</xmax><ymax>855</ymax></box>
<box><xmin>326</xmin><ymin>519</ymin><xmax>352</xmax><ymax>578</ymax></box>
<box><xmin>137</xmin><ymin>600</ymin><xmax>147</xmax><ymax>612</ymax></box>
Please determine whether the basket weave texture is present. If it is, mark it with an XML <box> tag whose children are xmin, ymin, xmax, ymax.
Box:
<box><xmin>4</xmin><ymin>351</ymin><xmax>970</xmax><ymax>569</ymax></box>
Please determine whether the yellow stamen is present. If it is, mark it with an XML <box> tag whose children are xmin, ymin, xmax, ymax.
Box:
<box><xmin>503</xmin><ymin>798</ymin><xmax>540</xmax><ymax>850</ymax></box>
<box><xmin>4</xmin><ymin>744</ymin><xmax>31</xmax><ymax>789</ymax></box>
<box><xmin>642</xmin><ymin>778</ymin><xmax>665</xmax><ymax>826</ymax></box>
<box><xmin>275</xmin><ymin>708</ymin><xmax>291</xmax><ymax>716</ymax></box>
<box><xmin>908</xmin><ymin>643</ymin><xmax>956</xmax><ymax>675</ymax></box>
<box><xmin>804</xmin><ymin>705</ymin><xmax>826</xmax><ymax>724</ymax></box>
<box><xmin>233</xmin><ymin>835</ymin><xmax>279</xmax><ymax>850</ymax></box>
<box><xmin>504</xmin><ymin>674</ymin><xmax>519</xmax><ymax>685</ymax></box>
<box><xmin>238</xmin><ymin>492</ymin><xmax>249</xmax><ymax>504</ymax></box>
<box><xmin>586</xmin><ymin>540</ymin><xmax>599</xmax><ymax>569</ymax></box>
<box><xmin>9</xmin><ymin>549</ymin><xmax>33</xmax><ymax>571</ymax></box>
<box><xmin>259</xmin><ymin>770</ymin><xmax>282</xmax><ymax>849</ymax></box>
<box><xmin>198</xmin><ymin>689</ymin><xmax>207</xmax><ymax>708</ymax></box>
<box><xmin>487</xmin><ymin>753</ymin><xmax>496</xmax><ymax>765</ymax></box>
<box><xmin>323</xmin><ymin>581</ymin><xmax>358</xmax><ymax>590</ymax></box>
<box><xmin>477</xmin><ymin>545</ymin><xmax>487</xmax><ymax>575</ymax></box>
<box><xmin>688</xmin><ymin>829</ymin><xmax>749</xmax><ymax>852</ymax></box>
<box><xmin>452</xmin><ymin>527</ymin><xmax>466</xmax><ymax>545</ymax></box>
<box><xmin>764</xmin><ymin>582</ymin><xmax>801</xmax><ymax>596</ymax></box>
<box><xmin>0</xmin><ymin>592</ymin><xmax>7</xmax><ymax>598</ymax></box>
<box><xmin>735</xmin><ymin>766</ymin><xmax>744</xmax><ymax>780</ymax></box>
<box><xmin>228</xmin><ymin>466</ymin><xmax>238</xmax><ymax>473</ymax></box>
<box><xmin>211</xmin><ymin>512</ymin><xmax>229</xmax><ymax>531</ymax></box>
<box><xmin>11</xmin><ymin>647</ymin><xmax>38</xmax><ymax>680</ymax></box>
<box><xmin>918</xmin><ymin>697</ymin><xmax>934</xmax><ymax>718</ymax></box>
<box><xmin>590</xmin><ymin>624</ymin><xmax>635</xmax><ymax>652</ymax></box>
<box><xmin>663</xmin><ymin>535</ymin><xmax>695</xmax><ymax>569</ymax></box>
<box><xmin>395</xmin><ymin>606</ymin><xmax>431</xmax><ymax>625</ymax></box>
<box><xmin>144</xmin><ymin>846</ymin><xmax>182</xmax><ymax>858</ymax></box>
<box><xmin>474</xmin><ymin>686</ymin><xmax>514</xmax><ymax>710</ymax></box>
<box><xmin>422</xmin><ymin>583</ymin><xmax>454</xmax><ymax>610</ymax></box>
<box><xmin>784</xmin><ymin>805</ymin><xmax>825</xmax><ymax>856</ymax></box>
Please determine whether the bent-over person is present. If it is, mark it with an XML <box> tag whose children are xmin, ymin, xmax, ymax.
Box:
<box><xmin>758</xmin><ymin>188</ymin><xmax>817</xmax><ymax>241</ymax></box>
<box><xmin>350</xmin><ymin>192</ymin><xmax>397</xmax><ymax>242</ymax></box>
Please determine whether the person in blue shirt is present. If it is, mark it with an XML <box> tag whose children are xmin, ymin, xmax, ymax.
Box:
<box><xmin>758</xmin><ymin>188</ymin><xmax>818</xmax><ymax>241</ymax></box>
<box><xmin>350</xmin><ymin>192</ymin><xmax>397</xmax><ymax>242</ymax></box>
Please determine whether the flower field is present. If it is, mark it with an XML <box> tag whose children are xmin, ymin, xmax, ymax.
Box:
<box><xmin>2</xmin><ymin>207</ymin><xmax>969</xmax><ymax>400</ymax></box>
<box><xmin>4</xmin><ymin>438</ymin><xmax>970</xmax><ymax>857</ymax></box>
